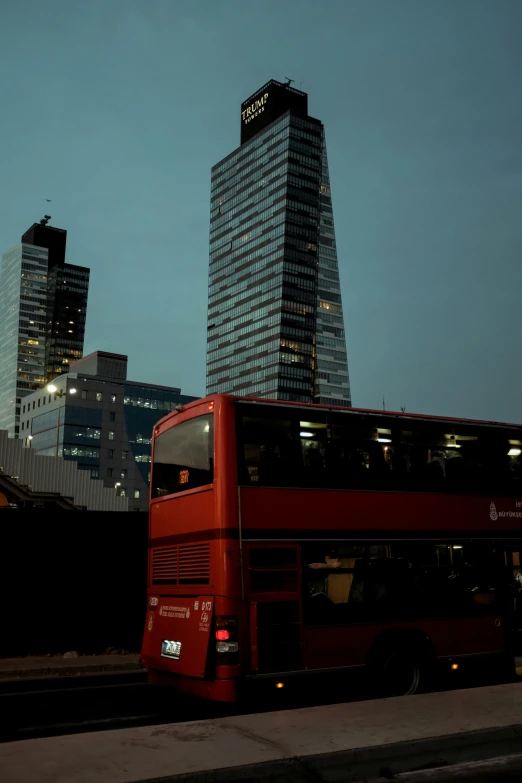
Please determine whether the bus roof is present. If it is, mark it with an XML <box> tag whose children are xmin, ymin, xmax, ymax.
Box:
<box><xmin>158</xmin><ymin>394</ymin><xmax>522</xmax><ymax>433</ymax></box>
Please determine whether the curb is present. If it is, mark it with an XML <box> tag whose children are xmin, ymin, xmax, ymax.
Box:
<box><xmin>0</xmin><ymin>661</ymin><xmax>145</xmax><ymax>681</ymax></box>
<box><xmin>136</xmin><ymin>724</ymin><xmax>522</xmax><ymax>783</ymax></box>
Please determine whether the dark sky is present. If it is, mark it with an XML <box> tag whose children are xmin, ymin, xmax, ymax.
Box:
<box><xmin>1</xmin><ymin>0</ymin><xmax>521</xmax><ymax>421</ymax></box>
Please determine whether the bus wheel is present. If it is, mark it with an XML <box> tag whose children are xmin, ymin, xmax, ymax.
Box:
<box><xmin>377</xmin><ymin>647</ymin><xmax>424</xmax><ymax>697</ymax></box>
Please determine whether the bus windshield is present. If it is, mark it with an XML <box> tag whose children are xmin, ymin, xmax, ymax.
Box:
<box><xmin>151</xmin><ymin>413</ymin><xmax>214</xmax><ymax>497</ymax></box>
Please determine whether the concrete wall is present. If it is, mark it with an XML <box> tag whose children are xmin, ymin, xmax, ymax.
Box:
<box><xmin>0</xmin><ymin>430</ymin><xmax>128</xmax><ymax>511</ymax></box>
<box><xmin>0</xmin><ymin>511</ymin><xmax>148</xmax><ymax>657</ymax></box>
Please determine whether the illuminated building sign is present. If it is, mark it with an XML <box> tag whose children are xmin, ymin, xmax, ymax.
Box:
<box><xmin>240</xmin><ymin>79</ymin><xmax>309</xmax><ymax>145</ymax></box>
<box><xmin>241</xmin><ymin>93</ymin><xmax>269</xmax><ymax>126</ymax></box>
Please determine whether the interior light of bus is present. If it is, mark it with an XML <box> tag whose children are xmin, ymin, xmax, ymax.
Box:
<box><xmin>508</xmin><ymin>448</ymin><xmax>522</xmax><ymax>456</ymax></box>
<box><xmin>275</xmin><ymin>682</ymin><xmax>285</xmax><ymax>689</ymax></box>
<box><xmin>378</xmin><ymin>438</ymin><xmax>391</xmax><ymax>443</ymax></box>
<box><xmin>216</xmin><ymin>629</ymin><xmax>230</xmax><ymax>641</ymax></box>
<box><xmin>451</xmin><ymin>663</ymin><xmax>459</xmax><ymax>671</ymax></box>
<box><xmin>300</xmin><ymin>431</ymin><xmax>313</xmax><ymax>438</ymax></box>
<box><xmin>452</xmin><ymin>545</ymin><xmax>463</xmax><ymax>550</ymax></box>
<box><xmin>204</xmin><ymin>424</ymin><xmax>210</xmax><ymax>433</ymax></box>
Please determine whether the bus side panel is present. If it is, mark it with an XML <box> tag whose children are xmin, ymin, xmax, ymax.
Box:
<box><xmin>303</xmin><ymin>616</ymin><xmax>506</xmax><ymax>669</ymax></box>
<box><xmin>239</xmin><ymin>487</ymin><xmax>521</xmax><ymax>534</ymax></box>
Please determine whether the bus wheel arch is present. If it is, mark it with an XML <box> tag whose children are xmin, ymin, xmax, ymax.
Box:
<box><xmin>367</xmin><ymin>628</ymin><xmax>435</xmax><ymax>697</ymax></box>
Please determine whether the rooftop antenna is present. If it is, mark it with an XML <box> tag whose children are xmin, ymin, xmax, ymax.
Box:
<box><xmin>400</xmin><ymin>405</ymin><xmax>406</xmax><ymax>413</ymax></box>
<box><xmin>284</xmin><ymin>77</ymin><xmax>294</xmax><ymax>87</ymax></box>
<box><xmin>383</xmin><ymin>395</ymin><xmax>386</xmax><ymax>412</ymax></box>
<box><xmin>40</xmin><ymin>215</ymin><xmax>51</xmax><ymax>225</ymax></box>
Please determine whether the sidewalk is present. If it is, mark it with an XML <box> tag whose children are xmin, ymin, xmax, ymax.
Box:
<box><xmin>1</xmin><ymin>682</ymin><xmax>522</xmax><ymax>783</ymax></box>
<box><xmin>0</xmin><ymin>654</ymin><xmax>143</xmax><ymax>681</ymax></box>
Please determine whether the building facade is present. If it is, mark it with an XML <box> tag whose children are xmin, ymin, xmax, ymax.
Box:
<box><xmin>0</xmin><ymin>430</ymin><xmax>127</xmax><ymax>511</ymax></box>
<box><xmin>0</xmin><ymin>219</ymin><xmax>90</xmax><ymax>437</ymax></box>
<box><xmin>45</xmin><ymin>262</ymin><xmax>90</xmax><ymax>381</ymax></box>
<box><xmin>21</xmin><ymin>220</ymin><xmax>90</xmax><ymax>382</ymax></box>
<box><xmin>21</xmin><ymin>351</ymin><xmax>198</xmax><ymax>511</ymax></box>
<box><xmin>206</xmin><ymin>80</ymin><xmax>351</xmax><ymax>406</ymax></box>
<box><xmin>0</xmin><ymin>243</ymin><xmax>49</xmax><ymax>436</ymax></box>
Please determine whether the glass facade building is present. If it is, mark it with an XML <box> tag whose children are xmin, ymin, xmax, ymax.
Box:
<box><xmin>206</xmin><ymin>80</ymin><xmax>351</xmax><ymax>406</ymax></box>
<box><xmin>21</xmin><ymin>220</ymin><xmax>90</xmax><ymax>382</ymax></box>
<box><xmin>46</xmin><ymin>263</ymin><xmax>90</xmax><ymax>380</ymax></box>
<box><xmin>0</xmin><ymin>244</ymin><xmax>48</xmax><ymax>436</ymax></box>
<box><xmin>0</xmin><ymin>220</ymin><xmax>90</xmax><ymax>436</ymax></box>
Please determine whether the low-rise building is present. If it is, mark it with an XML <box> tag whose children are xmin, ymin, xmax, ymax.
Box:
<box><xmin>0</xmin><ymin>430</ymin><xmax>127</xmax><ymax>511</ymax></box>
<box><xmin>20</xmin><ymin>351</ymin><xmax>199</xmax><ymax>511</ymax></box>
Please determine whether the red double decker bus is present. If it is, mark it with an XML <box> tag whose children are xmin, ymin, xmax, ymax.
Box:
<box><xmin>141</xmin><ymin>395</ymin><xmax>522</xmax><ymax>702</ymax></box>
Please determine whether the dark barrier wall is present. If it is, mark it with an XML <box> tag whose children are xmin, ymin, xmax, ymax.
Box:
<box><xmin>0</xmin><ymin>511</ymin><xmax>148</xmax><ymax>657</ymax></box>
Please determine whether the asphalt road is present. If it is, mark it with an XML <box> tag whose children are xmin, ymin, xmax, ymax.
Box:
<box><xmin>381</xmin><ymin>754</ymin><xmax>522</xmax><ymax>782</ymax></box>
<box><xmin>0</xmin><ymin>664</ymin><xmax>518</xmax><ymax>743</ymax></box>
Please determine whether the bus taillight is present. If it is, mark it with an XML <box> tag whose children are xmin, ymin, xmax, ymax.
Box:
<box><xmin>215</xmin><ymin>616</ymin><xmax>239</xmax><ymax>658</ymax></box>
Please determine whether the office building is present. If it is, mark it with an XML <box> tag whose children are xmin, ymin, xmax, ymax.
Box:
<box><xmin>0</xmin><ymin>242</ymin><xmax>48</xmax><ymax>436</ymax></box>
<box><xmin>0</xmin><ymin>219</ymin><xmax>90</xmax><ymax>437</ymax></box>
<box><xmin>22</xmin><ymin>219</ymin><xmax>90</xmax><ymax>381</ymax></box>
<box><xmin>207</xmin><ymin>79</ymin><xmax>351</xmax><ymax>406</ymax></box>
<box><xmin>21</xmin><ymin>351</ymin><xmax>198</xmax><ymax>511</ymax></box>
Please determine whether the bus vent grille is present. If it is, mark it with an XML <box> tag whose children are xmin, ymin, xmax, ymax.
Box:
<box><xmin>152</xmin><ymin>544</ymin><xmax>210</xmax><ymax>585</ymax></box>
<box><xmin>152</xmin><ymin>546</ymin><xmax>178</xmax><ymax>585</ymax></box>
<box><xmin>179</xmin><ymin>543</ymin><xmax>211</xmax><ymax>584</ymax></box>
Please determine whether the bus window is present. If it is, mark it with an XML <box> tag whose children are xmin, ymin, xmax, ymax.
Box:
<box><xmin>238</xmin><ymin>414</ymin><xmax>301</xmax><ymax>486</ymax></box>
<box><xmin>237</xmin><ymin>403</ymin><xmax>522</xmax><ymax>496</ymax></box>
<box><xmin>302</xmin><ymin>542</ymin><xmax>503</xmax><ymax>627</ymax></box>
<box><xmin>151</xmin><ymin>414</ymin><xmax>213</xmax><ymax>498</ymax></box>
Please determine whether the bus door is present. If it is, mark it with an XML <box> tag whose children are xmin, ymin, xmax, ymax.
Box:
<box><xmin>246</xmin><ymin>544</ymin><xmax>303</xmax><ymax>674</ymax></box>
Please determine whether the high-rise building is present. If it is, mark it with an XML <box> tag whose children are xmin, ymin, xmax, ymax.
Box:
<box><xmin>0</xmin><ymin>242</ymin><xmax>48</xmax><ymax>436</ymax></box>
<box><xmin>45</xmin><ymin>262</ymin><xmax>90</xmax><ymax>380</ymax></box>
<box><xmin>206</xmin><ymin>80</ymin><xmax>351</xmax><ymax>406</ymax></box>
<box><xmin>22</xmin><ymin>220</ymin><xmax>90</xmax><ymax>381</ymax></box>
<box><xmin>0</xmin><ymin>219</ymin><xmax>90</xmax><ymax>436</ymax></box>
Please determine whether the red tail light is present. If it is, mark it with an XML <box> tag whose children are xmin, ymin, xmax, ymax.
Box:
<box><xmin>215</xmin><ymin>615</ymin><xmax>238</xmax><ymax>661</ymax></box>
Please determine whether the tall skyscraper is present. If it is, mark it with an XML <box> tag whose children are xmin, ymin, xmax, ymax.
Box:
<box><xmin>0</xmin><ymin>218</ymin><xmax>90</xmax><ymax>436</ymax></box>
<box><xmin>206</xmin><ymin>79</ymin><xmax>351</xmax><ymax>406</ymax></box>
<box><xmin>22</xmin><ymin>220</ymin><xmax>90</xmax><ymax>381</ymax></box>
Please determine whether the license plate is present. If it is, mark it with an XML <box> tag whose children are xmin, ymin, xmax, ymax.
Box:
<box><xmin>161</xmin><ymin>639</ymin><xmax>182</xmax><ymax>660</ymax></box>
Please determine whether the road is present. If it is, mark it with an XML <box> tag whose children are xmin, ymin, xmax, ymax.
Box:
<box><xmin>379</xmin><ymin>754</ymin><xmax>522</xmax><ymax>782</ymax></box>
<box><xmin>0</xmin><ymin>664</ymin><xmax>519</xmax><ymax>743</ymax></box>
<box><xmin>0</xmin><ymin>668</ymin><xmax>371</xmax><ymax>742</ymax></box>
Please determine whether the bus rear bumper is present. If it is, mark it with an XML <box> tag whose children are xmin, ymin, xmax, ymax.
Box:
<box><xmin>147</xmin><ymin>669</ymin><xmax>238</xmax><ymax>702</ymax></box>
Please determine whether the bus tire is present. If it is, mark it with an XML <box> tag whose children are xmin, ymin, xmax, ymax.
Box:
<box><xmin>370</xmin><ymin>638</ymin><xmax>432</xmax><ymax>697</ymax></box>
